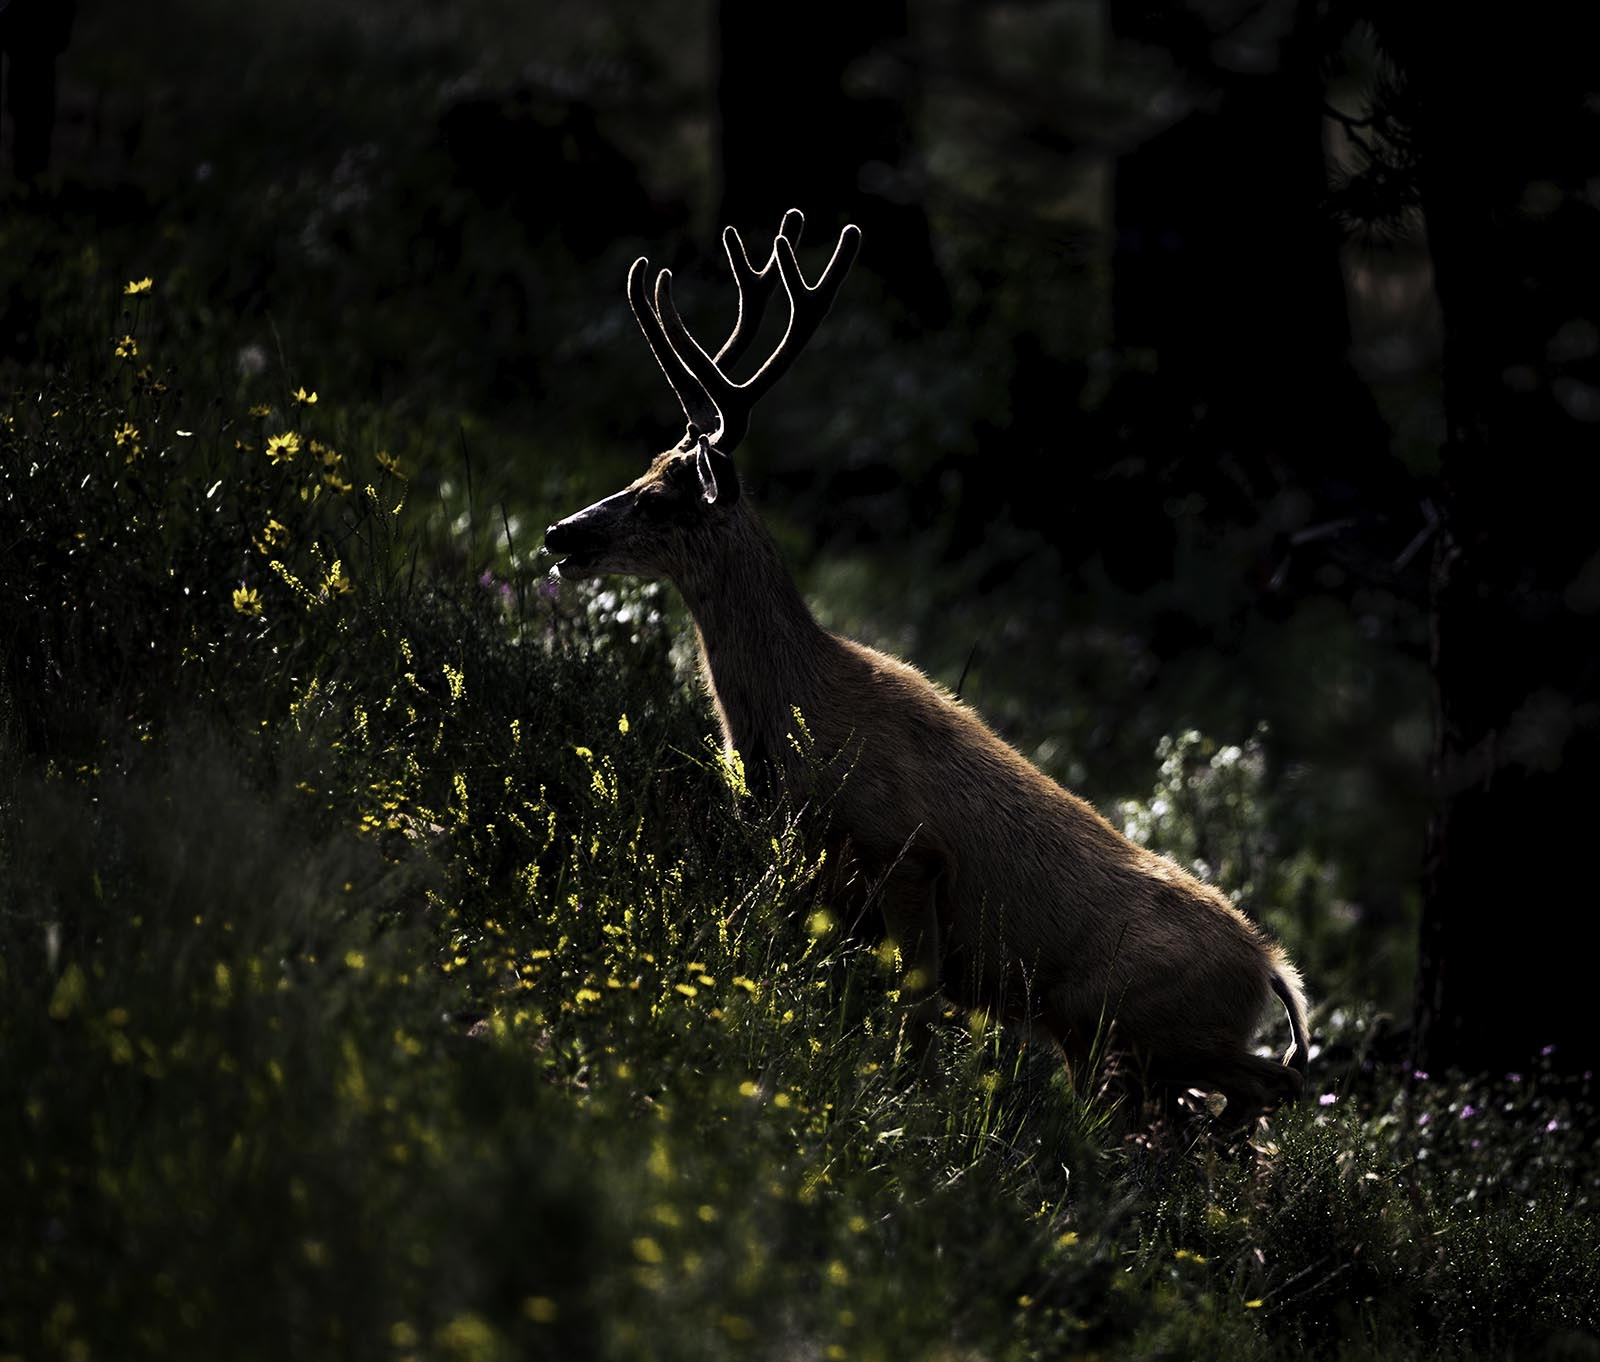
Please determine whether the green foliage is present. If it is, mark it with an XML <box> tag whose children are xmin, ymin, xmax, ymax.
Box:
<box><xmin>2</xmin><ymin>276</ymin><xmax>1596</xmax><ymax>1362</ymax></box>
<box><xmin>1114</xmin><ymin>728</ymin><xmax>1373</xmax><ymax>1008</ymax></box>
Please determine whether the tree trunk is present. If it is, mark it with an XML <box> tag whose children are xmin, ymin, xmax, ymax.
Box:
<box><xmin>1102</xmin><ymin>0</ymin><xmax>1396</xmax><ymax>592</ymax></box>
<box><xmin>1388</xmin><ymin>16</ymin><xmax>1600</xmax><ymax>1078</ymax></box>
<box><xmin>714</xmin><ymin>0</ymin><xmax>948</xmax><ymax>325</ymax></box>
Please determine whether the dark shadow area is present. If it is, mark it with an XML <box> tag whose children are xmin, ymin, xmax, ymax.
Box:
<box><xmin>2</xmin><ymin>0</ymin><xmax>1593</xmax><ymax>1069</ymax></box>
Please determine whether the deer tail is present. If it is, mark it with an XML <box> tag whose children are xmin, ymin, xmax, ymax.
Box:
<box><xmin>1269</xmin><ymin>961</ymin><xmax>1310</xmax><ymax>1078</ymax></box>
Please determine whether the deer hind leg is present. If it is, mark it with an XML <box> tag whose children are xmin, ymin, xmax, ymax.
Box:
<box><xmin>1031</xmin><ymin>991</ymin><xmax>1152</xmax><ymax>1121</ymax></box>
<box><xmin>1145</xmin><ymin>1048</ymin><xmax>1305</xmax><ymax>1127</ymax></box>
<box><xmin>1035</xmin><ymin>980</ymin><xmax>1303</xmax><ymax>1127</ymax></box>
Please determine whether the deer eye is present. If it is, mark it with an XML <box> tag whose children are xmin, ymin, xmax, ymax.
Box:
<box><xmin>635</xmin><ymin>488</ymin><xmax>676</xmax><ymax>522</ymax></box>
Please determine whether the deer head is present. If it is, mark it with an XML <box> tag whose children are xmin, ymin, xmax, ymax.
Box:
<box><xmin>544</xmin><ymin>211</ymin><xmax>860</xmax><ymax>581</ymax></box>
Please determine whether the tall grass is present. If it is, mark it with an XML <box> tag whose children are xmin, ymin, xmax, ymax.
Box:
<box><xmin>2</xmin><ymin>274</ymin><xmax>1597</xmax><ymax>1362</ymax></box>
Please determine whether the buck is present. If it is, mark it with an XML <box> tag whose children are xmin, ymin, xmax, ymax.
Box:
<box><xmin>545</xmin><ymin>212</ymin><xmax>1309</xmax><ymax>1117</ymax></box>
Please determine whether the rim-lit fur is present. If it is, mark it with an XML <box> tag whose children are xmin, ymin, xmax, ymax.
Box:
<box><xmin>546</xmin><ymin>216</ymin><xmax>1309</xmax><ymax>1119</ymax></box>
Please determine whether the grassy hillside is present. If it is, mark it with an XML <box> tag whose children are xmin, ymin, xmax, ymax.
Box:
<box><xmin>2</xmin><ymin>3</ymin><xmax>1595</xmax><ymax>1353</ymax></box>
<box><xmin>2</xmin><ymin>275</ymin><xmax>1597</xmax><ymax>1362</ymax></box>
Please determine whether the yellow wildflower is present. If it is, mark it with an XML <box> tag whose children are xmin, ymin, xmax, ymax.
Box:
<box><xmin>253</xmin><ymin>518</ymin><xmax>288</xmax><ymax>553</ymax></box>
<box><xmin>265</xmin><ymin>432</ymin><xmax>300</xmax><ymax>465</ymax></box>
<box><xmin>115</xmin><ymin>334</ymin><xmax>138</xmax><ymax>359</ymax></box>
<box><xmin>375</xmin><ymin>449</ymin><xmax>403</xmax><ymax>476</ymax></box>
<box><xmin>322</xmin><ymin>471</ymin><xmax>353</xmax><ymax>493</ymax></box>
<box><xmin>48</xmin><ymin>963</ymin><xmax>88</xmax><ymax>1019</ymax></box>
<box><xmin>434</xmin><ymin>1314</ymin><xmax>498</xmax><ymax>1358</ymax></box>
<box><xmin>248</xmin><ymin>403</ymin><xmax>272</xmax><ymax>418</ymax></box>
<box><xmin>123</xmin><ymin>277</ymin><xmax>154</xmax><ymax>296</ymax></box>
<box><xmin>112</xmin><ymin>421</ymin><xmax>143</xmax><ymax>462</ymax></box>
<box><xmin>292</xmin><ymin>386</ymin><xmax>318</xmax><ymax>405</ymax></box>
<box><xmin>233</xmin><ymin>586</ymin><xmax>264</xmax><ymax>617</ymax></box>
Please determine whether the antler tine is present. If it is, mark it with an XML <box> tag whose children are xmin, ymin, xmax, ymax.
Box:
<box><xmin>744</xmin><ymin>224</ymin><xmax>861</xmax><ymax>403</ymax></box>
<box><xmin>627</xmin><ymin>256</ymin><xmax>719</xmax><ymax>442</ymax></box>
<box><xmin>713</xmin><ymin>208</ymin><xmax>805</xmax><ymax>371</ymax></box>
<box><xmin>655</xmin><ymin>221</ymin><xmax>861</xmax><ymax>454</ymax></box>
<box><xmin>652</xmin><ymin>268</ymin><xmax>727</xmax><ymax>440</ymax></box>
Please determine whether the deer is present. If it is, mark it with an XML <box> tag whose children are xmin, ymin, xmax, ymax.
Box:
<box><xmin>544</xmin><ymin>211</ymin><xmax>1310</xmax><ymax>1120</ymax></box>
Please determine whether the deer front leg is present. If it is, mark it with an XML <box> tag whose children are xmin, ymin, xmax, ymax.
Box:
<box><xmin>875</xmin><ymin>844</ymin><xmax>949</xmax><ymax>993</ymax></box>
<box><xmin>873</xmin><ymin>844</ymin><xmax>952</xmax><ymax>1074</ymax></box>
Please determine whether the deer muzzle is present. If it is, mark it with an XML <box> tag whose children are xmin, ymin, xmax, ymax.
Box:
<box><xmin>544</xmin><ymin>489</ymin><xmax>634</xmax><ymax>578</ymax></box>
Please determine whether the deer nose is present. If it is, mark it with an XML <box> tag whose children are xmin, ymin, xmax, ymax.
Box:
<box><xmin>544</xmin><ymin>518</ymin><xmax>579</xmax><ymax>554</ymax></box>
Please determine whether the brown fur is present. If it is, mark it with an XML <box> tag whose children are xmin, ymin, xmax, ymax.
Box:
<box><xmin>547</xmin><ymin>449</ymin><xmax>1310</xmax><ymax>1118</ymax></box>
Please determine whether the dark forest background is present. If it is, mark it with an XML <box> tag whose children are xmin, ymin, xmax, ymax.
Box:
<box><xmin>5</xmin><ymin>0</ymin><xmax>1599</xmax><ymax>1170</ymax></box>
<box><xmin>6</xmin><ymin>3</ymin><xmax>1600</xmax><ymax>1358</ymax></box>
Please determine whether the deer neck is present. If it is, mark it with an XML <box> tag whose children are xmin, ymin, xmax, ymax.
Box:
<box><xmin>671</xmin><ymin>503</ymin><xmax>828</xmax><ymax>771</ymax></box>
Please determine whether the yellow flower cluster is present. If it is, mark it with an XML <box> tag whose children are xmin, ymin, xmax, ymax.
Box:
<box><xmin>310</xmin><ymin>439</ymin><xmax>352</xmax><ymax>493</ymax></box>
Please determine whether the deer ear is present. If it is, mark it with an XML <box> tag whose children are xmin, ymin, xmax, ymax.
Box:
<box><xmin>695</xmin><ymin>438</ymin><xmax>741</xmax><ymax>507</ymax></box>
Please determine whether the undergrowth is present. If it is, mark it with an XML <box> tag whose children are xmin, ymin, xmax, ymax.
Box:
<box><xmin>2</xmin><ymin>278</ymin><xmax>1597</xmax><ymax>1362</ymax></box>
